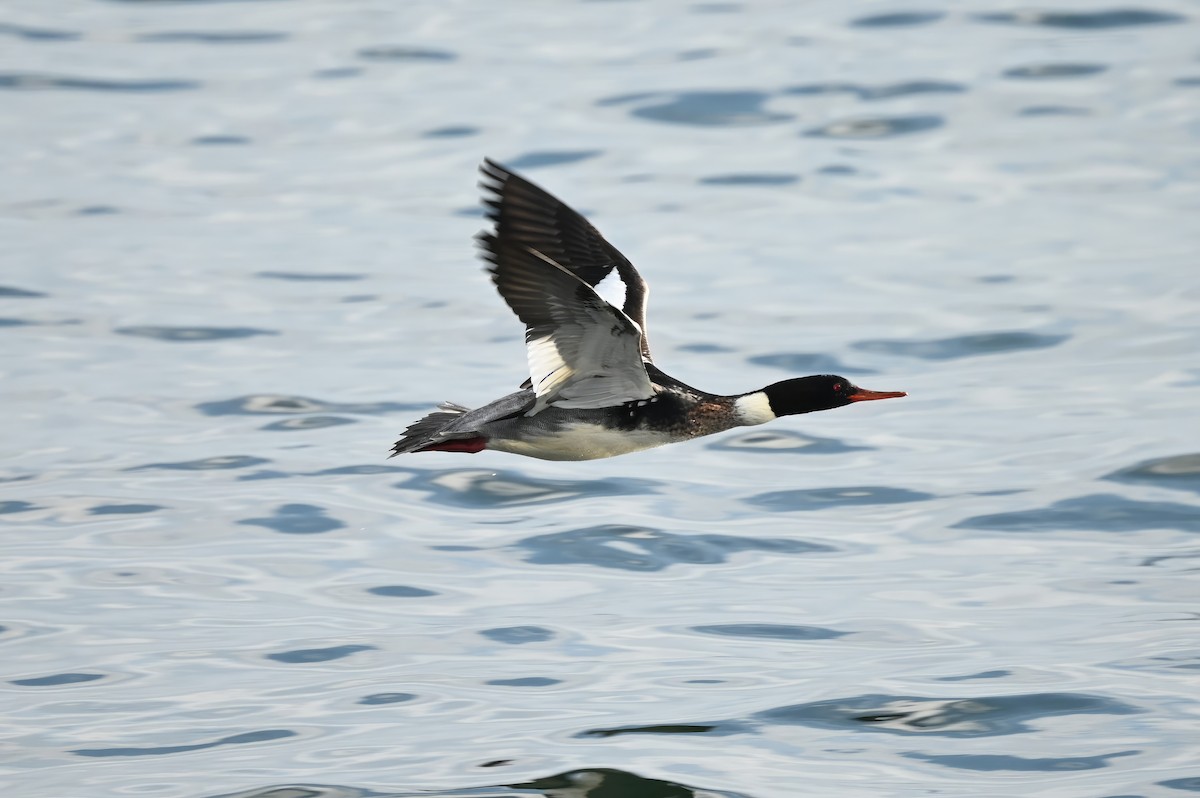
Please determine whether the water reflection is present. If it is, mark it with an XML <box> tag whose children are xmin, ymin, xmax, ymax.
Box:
<box><xmin>514</xmin><ymin>524</ymin><xmax>832</xmax><ymax>571</ymax></box>
<box><xmin>600</xmin><ymin>90</ymin><xmax>791</xmax><ymax>126</ymax></box>
<box><xmin>974</xmin><ymin>10</ymin><xmax>1185</xmax><ymax>29</ymax></box>
<box><xmin>580</xmin><ymin>691</ymin><xmax>1141</xmax><ymax>739</ymax></box>
<box><xmin>401</xmin><ymin>469</ymin><xmax>658</xmax><ymax>509</ymax></box>
<box><xmin>955</xmin><ymin>494</ymin><xmax>1200</xmax><ymax>533</ymax></box>
<box><xmin>746</xmin><ymin>486</ymin><xmax>934</xmax><ymax>511</ymax></box>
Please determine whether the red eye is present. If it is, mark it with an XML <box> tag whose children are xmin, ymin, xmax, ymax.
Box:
<box><xmin>832</xmin><ymin>383</ymin><xmax>843</xmax><ymax>391</ymax></box>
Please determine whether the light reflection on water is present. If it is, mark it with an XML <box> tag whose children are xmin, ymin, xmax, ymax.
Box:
<box><xmin>3</xmin><ymin>1</ymin><xmax>1200</xmax><ymax>796</ymax></box>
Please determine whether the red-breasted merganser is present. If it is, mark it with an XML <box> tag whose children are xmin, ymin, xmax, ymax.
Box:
<box><xmin>391</xmin><ymin>160</ymin><xmax>905</xmax><ymax>461</ymax></box>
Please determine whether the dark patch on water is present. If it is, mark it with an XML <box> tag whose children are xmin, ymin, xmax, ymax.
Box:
<box><xmin>754</xmin><ymin>692</ymin><xmax>1139</xmax><ymax>736</ymax></box>
<box><xmin>238</xmin><ymin>503</ymin><xmax>346</xmax><ymax>534</ymax></box>
<box><xmin>357</xmin><ymin>46</ymin><xmax>456</xmax><ymax>62</ymax></box>
<box><xmin>506</xmin><ymin>150</ymin><xmax>602</xmax><ymax>169</ymax></box>
<box><xmin>357</xmin><ymin>692</ymin><xmax>416</xmax><ymax>705</ymax></box>
<box><xmin>312</xmin><ymin>66</ymin><xmax>362</xmax><ymax>80</ymax></box>
<box><xmin>196</xmin><ymin>394</ymin><xmax>422</xmax><ymax>416</ymax></box>
<box><xmin>137</xmin><ymin>31</ymin><xmax>287</xmax><ymax>43</ymax></box>
<box><xmin>236</xmin><ymin>469</ymin><xmax>291</xmax><ymax>481</ymax></box>
<box><xmin>11</xmin><ymin>672</ymin><xmax>105</xmax><ymax>687</ymax></box>
<box><xmin>709</xmin><ymin>429</ymin><xmax>870</xmax><ymax>454</ymax></box>
<box><xmin>1019</xmin><ymin>105</ymin><xmax>1091</xmax><ymax>117</ymax></box>
<box><xmin>850</xmin><ymin>11</ymin><xmax>945</xmax><ymax>27</ymax></box>
<box><xmin>1108</xmin><ymin>651</ymin><xmax>1200</xmax><ymax>673</ymax></box>
<box><xmin>903</xmin><ymin>749</ymin><xmax>1139</xmax><ymax>772</ymax></box>
<box><xmin>267</xmin><ymin>645</ymin><xmax>375</xmax><ymax>664</ymax></box>
<box><xmin>72</xmin><ymin>729</ymin><xmax>295</xmax><ymax>758</ymax></box>
<box><xmin>260</xmin><ymin>415</ymin><xmax>356</xmax><ymax>431</ymax></box>
<box><xmin>818</xmin><ymin>164</ymin><xmax>858</xmax><ymax>175</ymax></box>
<box><xmin>515</xmin><ymin>524</ymin><xmax>832</xmax><ymax>571</ymax></box>
<box><xmin>486</xmin><ymin>677</ymin><xmax>562</xmax><ymax>687</ymax></box>
<box><xmin>256</xmin><ymin>270</ymin><xmax>364</xmax><ymax>281</ymax></box>
<box><xmin>1159</xmin><ymin>776</ymin><xmax>1200</xmax><ymax>791</ymax></box>
<box><xmin>747</xmin><ymin>486</ymin><xmax>935</xmax><ymax>511</ymax></box>
<box><xmin>401</xmin><ymin>469</ymin><xmax>659</xmax><ymax>509</ymax></box>
<box><xmin>130</xmin><ymin>455</ymin><xmax>270</xmax><ymax>471</ymax></box>
<box><xmin>975</xmin><ymin>9</ymin><xmax>1186</xmax><ymax>28</ymax></box>
<box><xmin>692</xmin><ymin>3</ymin><xmax>742</xmax><ymax>12</ymax></box>
<box><xmin>805</xmin><ymin>114</ymin><xmax>944</xmax><ymax>138</ymax></box>
<box><xmin>600</xmin><ymin>90</ymin><xmax>792</xmax><ymax>126</ymax></box>
<box><xmin>0</xmin><ymin>318</ymin><xmax>36</xmax><ymax>328</ymax></box>
<box><xmin>1138</xmin><ymin>547</ymin><xmax>1200</xmax><ymax>568</ymax></box>
<box><xmin>509</xmin><ymin>769</ymin><xmax>754</xmax><ymax>798</ymax></box>
<box><xmin>77</xmin><ymin>205</ymin><xmax>120</xmax><ymax>215</ymax></box>
<box><xmin>676</xmin><ymin>342</ymin><xmax>733</xmax><ymax>353</ymax></box>
<box><xmin>0</xmin><ymin>501</ymin><xmax>41</xmax><ymax>514</ymax></box>
<box><xmin>1003</xmin><ymin>63</ymin><xmax>1108</xmax><ymax>80</ymax></box>
<box><xmin>313</xmin><ymin>464</ymin><xmax>411</xmax><ymax>476</ymax></box>
<box><xmin>954</xmin><ymin>494</ymin><xmax>1200</xmax><ymax>533</ymax></box>
<box><xmin>479</xmin><ymin>626</ymin><xmax>555</xmax><ymax>644</ymax></box>
<box><xmin>578</xmin><ymin>722</ymin><xmax>746</xmax><ymax>738</ymax></box>
<box><xmin>114</xmin><ymin>325</ymin><xmax>276</xmax><ymax>341</ymax></box>
<box><xmin>937</xmin><ymin>669</ymin><xmax>1011</xmax><ymax>681</ymax></box>
<box><xmin>1105</xmin><ymin>453</ymin><xmax>1200</xmax><ymax>494</ymax></box>
<box><xmin>423</xmin><ymin>125</ymin><xmax>480</xmax><ymax>138</ymax></box>
<box><xmin>0</xmin><ymin>286</ymin><xmax>47</xmax><ymax>298</ymax></box>
<box><xmin>691</xmin><ymin>623</ymin><xmax>848</xmax><ymax>641</ymax></box>
<box><xmin>0</xmin><ymin>22</ymin><xmax>80</xmax><ymax>41</ymax></box>
<box><xmin>786</xmin><ymin>80</ymin><xmax>965</xmax><ymax>100</ymax></box>
<box><xmin>678</xmin><ymin>47</ymin><xmax>721</xmax><ymax>61</ymax></box>
<box><xmin>88</xmin><ymin>503</ymin><xmax>164</xmax><ymax>515</ymax></box>
<box><xmin>1175</xmin><ymin>77</ymin><xmax>1200</xmax><ymax>87</ymax></box>
<box><xmin>699</xmin><ymin>173</ymin><xmax>798</xmax><ymax>186</ymax></box>
<box><xmin>853</xmin><ymin>331</ymin><xmax>1068</xmax><ymax>360</ymax></box>
<box><xmin>366</xmin><ymin>585</ymin><xmax>437</xmax><ymax>598</ymax></box>
<box><xmin>0</xmin><ymin>73</ymin><xmax>200</xmax><ymax>92</ymax></box>
<box><xmin>748</xmin><ymin>351</ymin><xmax>876</xmax><ymax>375</ymax></box>
<box><xmin>192</xmin><ymin>134</ymin><xmax>251</xmax><ymax>145</ymax></box>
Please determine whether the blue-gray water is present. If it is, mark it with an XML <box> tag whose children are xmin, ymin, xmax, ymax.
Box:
<box><xmin>3</xmin><ymin>1</ymin><xmax>1200</xmax><ymax>796</ymax></box>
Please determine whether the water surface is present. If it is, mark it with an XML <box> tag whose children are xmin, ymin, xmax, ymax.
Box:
<box><xmin>3</xmin><ymin>1</ymin><xmax>1199</xmax><ymax>796</ymax></box>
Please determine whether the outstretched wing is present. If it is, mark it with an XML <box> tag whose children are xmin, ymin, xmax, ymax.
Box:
<box><xmin>478</xmin><ymin>159</ymin><xmax>653</xmax><ymax>366</ymax></box>
<box><xmin>486</xmin><ymin>237</ymin><xmax>654</xmax><ymax>415</ymax></box>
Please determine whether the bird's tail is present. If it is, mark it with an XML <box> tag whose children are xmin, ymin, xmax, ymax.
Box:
<box><xmin>390</xmin><ymin>402</ymin><xmax>473</xmax><ymax>456</ymax></box>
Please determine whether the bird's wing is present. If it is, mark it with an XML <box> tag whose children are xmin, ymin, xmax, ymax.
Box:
<box><xmin>478</xmin><ymin>159</ymin><xmax>653</xmax><ymax>373</ymax></box>
<box><xmin>486</xmin><ymin>238</ymin><xmax>654</xmax><ymax>414</ymax></box>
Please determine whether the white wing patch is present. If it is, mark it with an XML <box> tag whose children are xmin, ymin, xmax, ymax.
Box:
<box><xmin>593</xmin><ymin>268</ymin><xmax>628</xmax><ymax>312</ymax></box>
<box><xmin>527</xmin><ymin>334</ymin><xmax>573</xmax><ymax>400</ymax></box>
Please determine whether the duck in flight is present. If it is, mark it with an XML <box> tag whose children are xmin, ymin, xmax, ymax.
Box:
<box><xmin>392</xmin><ymin>160</ymin><xmax>905</xmax><ymax>461</ymax></box>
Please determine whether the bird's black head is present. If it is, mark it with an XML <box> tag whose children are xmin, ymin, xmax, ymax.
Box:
<box><xmin>762</xmin><ymin>375</ymin><xmax>906</xmax><ymax>417</ymax></box>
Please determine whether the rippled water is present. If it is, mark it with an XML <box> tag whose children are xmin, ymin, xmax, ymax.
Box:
<box><xmin>4</xmin><ymin>1</ymin><xmax>1200</xmax><ymax>796</ymax></box>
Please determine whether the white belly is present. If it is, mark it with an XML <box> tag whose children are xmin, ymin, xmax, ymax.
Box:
<box><xmin>487</xmin><ymin>423</ymin><xmax>674</xmax><ymax>461</ymax></box>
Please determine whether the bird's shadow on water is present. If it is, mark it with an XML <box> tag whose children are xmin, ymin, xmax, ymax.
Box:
<box><xmin>390</xmin><ymin>467</ymin><xmax>662</xmax><ymax>510</ymax></box>
<box><xmin>511</xmin><ymin>523</ymin><xmax>834</xmax><ymax>571</ymax></box>
<box><xmin>576</xmin><ymin>690</ymin><xmax>1143</xmax><ymax>741</ymax></box>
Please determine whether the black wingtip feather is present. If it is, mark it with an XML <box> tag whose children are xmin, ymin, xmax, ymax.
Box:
<box><xmin>473</xmin><ymin>157</ymin><xmax>653</xmax><ymax>365</ymax></box>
